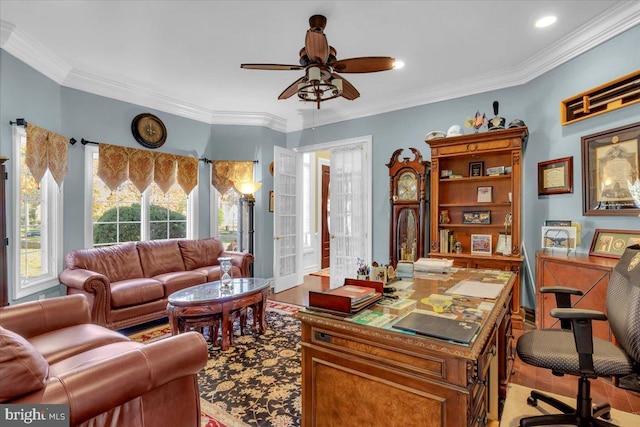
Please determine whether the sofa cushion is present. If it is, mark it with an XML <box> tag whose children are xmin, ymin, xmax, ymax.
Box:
<box><xmin>192</xmin><ymin>265</ymin><xmax>241</xmax><ymax>282</ymax></box>
<box><xmin>137</xmin><ymin>240</ymin><xmax>186</xmax><ymax>277</ymax></box>
<box><xmin>178</xmin><ymin>238</ymin><xmax>224</xmax><ymax>270</ymax></box>
<box><xmin>153</xmin><ymin>271</ymin><xmax>207</xmax><ymax>296</ymax></box>
<box><xmin>110</xmin><ymin>278</ymin><xmax>165</xmax><ymax>309</ymax></box>
<box><xmin>28</xmin><ymin>324</ymin><xmax>130</xmax><ymax>364</ymax></box>
<box><xmin>65</xmin><ymin>242</ymin><xmax>144</xmax><ymax>283</ymax></box>
<box><xmin>0</xmin><ymin>326</ymin><xmax>49</xmax><ymax>402</ymax></box>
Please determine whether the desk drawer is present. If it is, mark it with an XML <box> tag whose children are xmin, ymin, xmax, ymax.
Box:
<box><xmin>477</xmin><ymin>327</ymin><xmax>497</xmax><ymax>383</ymax></box>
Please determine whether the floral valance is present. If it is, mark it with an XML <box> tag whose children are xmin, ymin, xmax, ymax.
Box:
<box><xmin>211</xmin><ymin>161</ymin><xmax>254</xmax><ymax>195</ymax></box>
<box><xmin>97</xmin><ymin>143</ymin><xmax>198</xmax><ymax>194</ymax></box>
<box><xmin>25</xmin><ymin>123</ymin><xmax>69</xmax><ymax>187</ymax></box>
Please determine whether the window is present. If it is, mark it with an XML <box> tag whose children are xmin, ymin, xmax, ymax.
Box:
<box><xmin>211</xmin><ymin>187</ymin><xmax>242</xmax><ymax>251</ymax></box>
<box><xmin>85</xmin><ymin>146</ymin><xmax>195</xmax><ymax>248</ymax></box>
<box><xmin>11</xmin><ymin>126</ymin><xmax>63</xmax><ymax>299</ymax></box>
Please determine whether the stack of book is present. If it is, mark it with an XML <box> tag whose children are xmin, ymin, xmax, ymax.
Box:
<box><xmin>307</xmin><ymin>279</ymin><xmax>384</xmax><ymax>316</ymax></box>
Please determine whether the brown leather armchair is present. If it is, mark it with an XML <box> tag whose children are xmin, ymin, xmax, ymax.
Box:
<box><xmin>0</xmin><ymin>295</ymin><xmax>208</xmax><ymax>427</ymax></box>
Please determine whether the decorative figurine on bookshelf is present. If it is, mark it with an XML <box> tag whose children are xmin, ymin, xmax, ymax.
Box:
<box><xmin>454</xmin><ymin>241</ymin><xmax>462</xmax><ymax>254</ymax></box>
<box><xmin>502</xmin><ymin>213</ymin><xmax>512</xmax><ymax>256</ymax></box>
<box><xmin>439</xmin><ymin>209</ymin><xmax>450</xmax><ymax>224</ymax></box>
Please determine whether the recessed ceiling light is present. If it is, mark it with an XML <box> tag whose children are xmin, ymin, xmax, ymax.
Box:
<box><xmin>393</xmin><ymin>60</ymin><xmax>405</xmax><ymax>70</ymax></box>
<box><xmin>535</xmin><ymin>16</ymin><xmax>557</xmax><ymax>28</ymax></box>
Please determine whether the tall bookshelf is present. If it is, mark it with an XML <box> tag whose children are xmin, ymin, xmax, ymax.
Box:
<box><xmin>426</xmin><ymin>127</ymin><xmax>528</xmax><ymax>329</ymax></box>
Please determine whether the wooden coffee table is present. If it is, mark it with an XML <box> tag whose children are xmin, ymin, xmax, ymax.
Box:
<box><xmin>167</xmin><ymin>278</ymin><xmax>270</xmax><ymax>350</ymax></box>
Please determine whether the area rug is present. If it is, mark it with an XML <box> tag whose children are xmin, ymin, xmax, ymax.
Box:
<box><xmin>309</xmin><ymin>267</ymin><xmax>330</xmax><ymax>277</ymax></box>
<box><xmin>127</xmin><ymin>301</ymin><xmax>302</xmax><ymax>427</ymax></box>
<box><xmin>500</xmin><ymin>383</ymin><xmax>640</xmax><ymax>427</ymax></box>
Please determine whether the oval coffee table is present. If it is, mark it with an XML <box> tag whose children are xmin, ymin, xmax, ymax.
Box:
<box><xmin>167</xmin><ymin>278</ymin><xmax>270</xmax><ymax>351</ymax></box>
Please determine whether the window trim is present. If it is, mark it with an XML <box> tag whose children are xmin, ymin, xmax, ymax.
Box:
<box><xmin>11</xmin><ymin>125</ymin><xmax>64</xmax><ymax>299</ymax></box>
<box><xmin>84</xmin><ymin>145</ymin><xmax>197</xmax><ymax>248</ymax></box>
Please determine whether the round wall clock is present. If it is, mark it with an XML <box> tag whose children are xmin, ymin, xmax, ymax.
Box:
<box><xmin>131</xmin><ymin>113</ymin><xmax>167</xmax><ymax>148</ymax></box>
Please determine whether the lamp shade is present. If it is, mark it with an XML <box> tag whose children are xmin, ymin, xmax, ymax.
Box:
<box><xmin>234</xmin><ymin>181</ymin><xmax>262</xmax><ymax>196</ymax></box>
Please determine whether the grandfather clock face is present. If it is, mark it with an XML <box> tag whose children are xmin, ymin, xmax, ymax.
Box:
<box><xmin>397</xmin><ymin>171</ymin><xmax>418</xmax><ymax>201</ymax></box>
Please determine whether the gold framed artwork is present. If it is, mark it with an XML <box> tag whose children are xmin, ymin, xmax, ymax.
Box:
<box><xmin>538</xmin><ymin>156</ymin><xmax>573</xmax><ymax>195</ymax></box>
<box><xmin>581</xmin><ymin>121</ymin><xmax>640</xmax><ymax>215</ymax></box>
<box><xmin>589</xmin><ymin>229</ymin><xmax>640</xmax><ymax>259</ymax></box>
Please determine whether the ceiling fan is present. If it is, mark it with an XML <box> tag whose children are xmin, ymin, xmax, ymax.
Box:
<box><xmin>240</xmin><ymin>15</ymin><xmax>396</xmax><ymax>109</ymax></box>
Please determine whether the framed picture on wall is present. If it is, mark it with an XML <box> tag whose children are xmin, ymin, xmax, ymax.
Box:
<box><xmin>538</xmin><ymin>157</ymin><xmax>573</xmax><ymax>195</ymax></box>
<box><xmin>581</xmin><ymin>122</ymin><xmax>640</xmax><ymax>215</ymax></box>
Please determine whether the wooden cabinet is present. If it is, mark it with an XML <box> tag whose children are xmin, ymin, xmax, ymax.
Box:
<box><xmin>536</xmin><ymin>251</ymin><xmax>618</xmax><ymax>342</ymax></box>
<box><xmin>386</xmin><ymin>148</ymin><xmax>430</xmax><ymax>267</ymax></box>
<box><xmin>1</xmin><ymin>157</ymin><xmax>7</xmax><ymax>307</ymax></box>
<box><xmin>426</xmin><ymin>128</ymin><xmax>528</xmax><ymax>329</ymax></box>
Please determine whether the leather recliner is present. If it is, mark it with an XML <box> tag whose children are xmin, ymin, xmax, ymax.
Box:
<box><xmin>0</xmin><ymin>294</ymin><xmax>208</xmax><ymax>427</ymax></box>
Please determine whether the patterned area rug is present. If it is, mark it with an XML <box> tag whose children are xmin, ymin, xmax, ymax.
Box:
<box><xmin>127</xmin><ymin>301</ymin><xmax>302</xmax><ymax>427</ymax></box>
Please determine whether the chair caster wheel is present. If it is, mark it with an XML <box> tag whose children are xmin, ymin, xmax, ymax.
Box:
<box><xmin>527</xmin><ymin>396</ymin><xmax>538</xmax><ymax>407</ymax></box>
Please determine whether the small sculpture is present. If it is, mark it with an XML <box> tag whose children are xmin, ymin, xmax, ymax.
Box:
<box><xmin>488</xmin><ymin>101</ymin><xmax>506</xmax><ymax>130</ymax></box>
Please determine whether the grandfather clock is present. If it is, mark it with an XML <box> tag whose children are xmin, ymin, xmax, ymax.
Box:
<box><xmin>386</xmin><ymin>148</ymin><xmax>430</xmax><ymax>267</ymax></box>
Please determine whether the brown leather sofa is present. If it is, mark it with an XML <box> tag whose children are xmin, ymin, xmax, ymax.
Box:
<box><xmin>59</xmin><ymin>237</ymin><xmax>254</xmax><ymax>330</ymax></box>
<box><xmin>0</xmin><ymin>294</ymin><xmax>208</xmax><ymax>427</ymax></box>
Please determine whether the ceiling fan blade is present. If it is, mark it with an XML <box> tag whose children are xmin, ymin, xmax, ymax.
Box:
<box><xmin>278</xmin><ymin>76</ymin><xmax>306</xmax><ymax>100</ymax></box>
<box><xmin>331</xmin><ymin>73</ymin><xmax>360</xmax><ymax>100</ymax></box>
<box><xmin>305</xmin><ymin>30</ymin><xmax>329</xmax><ymax>64</ymax></box>
<box><xmin>241</xmin><ymin>64</ymin><xmax>304</xmax><ymax>71</ymax></box>
<box><xmin>332</xmin><ymin>57</ymin><xmax>395</xmax><ymax>73</ymax></box>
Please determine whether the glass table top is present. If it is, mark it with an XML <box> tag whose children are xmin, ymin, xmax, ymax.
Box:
<box><xmin>168</xmin><ymin>278</ymin><xmax>270</xmax><ymax>305</ymax></box>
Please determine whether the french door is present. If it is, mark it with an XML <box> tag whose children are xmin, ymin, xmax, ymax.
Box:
<box><xmin>272</xmin><ymin>146</ymin><xmax>302</xmax><ymax>293</ymax></box>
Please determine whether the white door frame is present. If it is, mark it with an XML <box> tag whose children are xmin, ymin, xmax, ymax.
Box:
<box><xmin>295</xmin><ymin>135</ymin><xmax>373</xmax><ymax>268</ymax></box>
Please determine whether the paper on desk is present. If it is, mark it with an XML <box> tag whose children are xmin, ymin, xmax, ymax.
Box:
<box><xmin>392</xmin><ymin>280</ymin><xmax>414</xmax><ymax>290</ymax></box>
<box><xmin>445</xmin><ymin>280</ymin><xmax>504</xmax><ymax>300</ymax></box>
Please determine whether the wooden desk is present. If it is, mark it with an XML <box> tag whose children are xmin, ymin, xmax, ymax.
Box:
<box><xmin>296</xmin><ymin>269</ymin><xmax>515</xmax><ymax>427</ymax></box>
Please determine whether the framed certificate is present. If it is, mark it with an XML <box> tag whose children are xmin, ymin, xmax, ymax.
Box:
<box><xmin>537</xmin><ymin>157</ymin><xmax>573</xmax><ymax>195</ymax></box>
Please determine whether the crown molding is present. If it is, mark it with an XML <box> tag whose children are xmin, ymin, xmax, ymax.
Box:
<box><xmin>2</xmin><ymin>2</ymin><xmax>638</xmax><ymax>134</ymax></box>
<box><xmin>286</xmin><ymin>2</ymin><xmax>640</xmax><ymax>132</ymax></box>
<box><xmin>0</xmin><ymin>20</ymin><xmax>70</xmax><ymax>84</ymax></box>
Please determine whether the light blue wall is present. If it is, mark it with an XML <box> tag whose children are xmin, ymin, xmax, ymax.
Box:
<box><xmin>287</xmin><ymin>24</ymin><xmax>640</xmax><ymax>308</ymax></box>
<box><xmin>0</xmin><ymin>50</ymin><xmax>63</xmax><ymax>303</ymax></box>
<box><xmin>1</xmin><ymin>23</ymin><xmax>639</xmax><ymax>307</ymax></box>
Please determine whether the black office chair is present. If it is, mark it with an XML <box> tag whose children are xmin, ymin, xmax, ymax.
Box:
<box><xmin>516</xmin><ymin>244</ymin><xmax>640</xmax><ymax>427</ymax></box>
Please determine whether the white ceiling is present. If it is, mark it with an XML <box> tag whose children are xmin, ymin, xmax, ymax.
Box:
<box><xmin>1</xmin><ymin>1</ymin><xmax>639</xmax><ymax>132</ymax></box>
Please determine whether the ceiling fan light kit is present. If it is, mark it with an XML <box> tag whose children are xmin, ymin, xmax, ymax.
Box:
<box><xmin>241</xmin><ymin>14</ymin><xmax>395</xmax><ymax>109</ymax></box>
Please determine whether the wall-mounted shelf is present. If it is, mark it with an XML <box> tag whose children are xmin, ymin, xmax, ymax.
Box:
<box><xmin>561</xmin><ymin>69</ymin><xmax>640</xmax><ymax>125</ymax></box>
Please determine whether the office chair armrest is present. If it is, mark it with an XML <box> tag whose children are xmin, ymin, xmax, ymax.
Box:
<box><xmin>550</xmin><ymin>308</ymin><xmax>607</xmax><ymax>321</ymax></box>
<box><xmin>550</xmin><ymin>308</ymin><xmax>607</xmax><ymax>377</ymax></box>
<box><xmin>541</xmin><ymin>287</ymin><xmax>584</xmax><ymax>330</ymax></box>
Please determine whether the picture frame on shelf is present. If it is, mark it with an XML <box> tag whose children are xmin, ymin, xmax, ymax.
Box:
<box><xmin>541</xmin><ymin>226</ymin><xmax>577</xmax><ymax>251</ymax></box>
<box><xmin>589</xmin><ymin>229</ymin><xmax>640</xmax><ymax>259</ymax></box>
<box><xmin>545</xmin><ymin>220</ymin><xmax>572</xmax><ymax>226</ymax></box>
<box><xmin>538</xmin><ymin>156</ymin><xmax>573</xmax><ymax>195</ymax></box>
<box><xmin>477</xmin><ymin>186</ymin><xmax>492</xmax><ymax>203</ymax></box>
<box><xmin>581</xmin><ymin>121</ymin><xmax>640</xmax><ymax>215</ymax></box>
<box><xmin>462</xmin><ymin>210</ymin><xmax>491</xmax><ymax>224</ymax></box>
<box><xmin>495</xmin><ymin>233</ymin><xmax>512</xmax><ymax>254</ymax></box>
<box><xmin>469</xmin><ymin>161</ymin><xmax>484</xmax><ymax>177</ymax></box>
<box><xmin>471</xmin><ymin>234</ymin><xmax>492</xmax><ymax>255</ymax></box>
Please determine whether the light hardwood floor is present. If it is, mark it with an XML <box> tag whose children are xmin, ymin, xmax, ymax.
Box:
<box><xmin>270</xmin><ymin>274</ymin><xmax>640</xmax><ymax>416</ymax></box>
